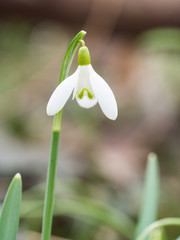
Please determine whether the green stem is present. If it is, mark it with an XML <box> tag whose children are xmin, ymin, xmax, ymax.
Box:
<box><xmin>137</xmin><ymin>218</ymin><xmax>180</xmax><ymax>240</ymax></box>
<box><xmin>41</xmin><ymin>30</ymin><xmax>86</xmax><ymax>240</ymax></box>
<box><xmin>41</xmin><ymin>128</ymin><xmax>61</xmax><ymax>240</ymax></box>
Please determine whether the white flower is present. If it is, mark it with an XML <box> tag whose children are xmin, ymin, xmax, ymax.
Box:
<box><xmin>46</xmin><ymin>44</ymin><xmax>118</xmax><ymax>120</ymax></box>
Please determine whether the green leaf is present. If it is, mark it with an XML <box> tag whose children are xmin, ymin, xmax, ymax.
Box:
<box><xmin>150</xmin><ymin>227</ymin><xmax>167</xmax><ymax>240</ymax></box>
<box><xmin>135</xmin><ymin>153</ymin><xmax>160</xmax><ymax>240</ymax></box>
<box><xmin>136</xmin><ymin>218</ymin><xmax>180</xmax><ymax>240</ymax></box>
<box><xmin>0</xmin><ymin>173</ymin><xmax>22</xmax><ymax>240</ymax></box>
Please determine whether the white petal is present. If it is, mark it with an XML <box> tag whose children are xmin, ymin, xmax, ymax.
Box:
<box><xmin>46</xmin><ymin>70</ymin><xmax>78</xmax><ymax>116</ymax></box>
<box><xmin>76</xmin><ymin>95</ymin><xmax>97</xmax><ymax>109</ymax></box>
<box><xmin>72</xmin><ymin>66</ymin><xmax>81</xmax><ymax>99</ymax></box>
<box><xmin>89</xmin><ymin>65</ymin><xmax>118</xmax><ymax>120</ymax></box>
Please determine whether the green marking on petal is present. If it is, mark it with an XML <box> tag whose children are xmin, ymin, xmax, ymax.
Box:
<box><xmin>78</xmin><ymin>91</ymin><xmax>84</xmax><ymax>99</ymax></box>
<box><xmin>78</xmin><ymin>88</ymin><xmax>94</xmax><ymax>99</ymax></box>
<box><xmin>88</xmin><ymin>91</ymin><xmax>94</xmax><ymax>99</ymax></box>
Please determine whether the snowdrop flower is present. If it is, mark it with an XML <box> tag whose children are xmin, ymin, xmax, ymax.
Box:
<box><xmin>47</xmin><ymin>41</ymin><xmax>118</xmax><ymax>120</ymax></box>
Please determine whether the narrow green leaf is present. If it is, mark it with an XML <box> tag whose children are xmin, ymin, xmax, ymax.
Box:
<box><xmin>150</xmin><ymin>227</ymin><xmax>167</xmax><ymax>240</ymax></box>
<box><xmin>137</xmin><ymin>218</ymin><xmax>180</xmax><ymax>240</ymax></box>
<box><xmin>0</xmin><ymin>173</ymin><xmax>22</xmax><ymax>240</ymax></box>
<box><xmin>135</xmin><ymin>153</ymin><xmax>159</xmax><ymax>240</ymax></box>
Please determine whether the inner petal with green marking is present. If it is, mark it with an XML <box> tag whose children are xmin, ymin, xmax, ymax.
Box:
<box><xmin>78</xmin><ymin>88</ymin><xmax>94</xmax><ymax>99</ymax></box>
<box><xmin>73</xmin><ymin>65</ymin><xmax>98</xmax><ymax>109</ymax></box>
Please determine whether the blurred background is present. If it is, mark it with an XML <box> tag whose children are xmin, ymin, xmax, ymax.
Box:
<box><xmin>0</xmin><ymin>0</ymin><xmax>180</xmax><ymax>239</ymax></box>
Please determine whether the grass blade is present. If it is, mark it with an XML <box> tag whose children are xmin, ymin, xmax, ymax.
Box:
<box><xmin>135</xmin><ymin>153</ymin><xmax>159</xmax><ymax>240</ymax></box>
<box><xmin>0</xmin><ymin>173</ymin><xmax>22</xmax><ymax>240</ymax></box>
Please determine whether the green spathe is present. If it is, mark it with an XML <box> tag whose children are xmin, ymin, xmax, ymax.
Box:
<box><xmin>78</xmin><ymin>46</ymin><xmax>91</xmax><ymax>66</ymax></box>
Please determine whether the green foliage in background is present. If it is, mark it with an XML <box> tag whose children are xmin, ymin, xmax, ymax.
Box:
<box><xmin>21</xmin><ymin>153</ymin><xmax>180</xmax><ymax>239</ymax></box>
<box><xmin>138</xmin><ymin>28</ymin><xmax>180</xmax><ymax>52</ymax></box>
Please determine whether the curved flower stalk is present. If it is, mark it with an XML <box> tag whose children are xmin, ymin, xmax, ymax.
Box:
<box><xmin>47</xmin><ymin>40</ymin><xmax>118</xmax><ymax>120</ymax></box>
<box><xmin>42</xmin><ymin>31</ymin><xmax>86</xmax><ymax>240</ymax></box>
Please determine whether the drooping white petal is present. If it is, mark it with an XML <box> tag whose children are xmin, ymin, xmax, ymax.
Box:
<box><xmin>46</xmin><ymin>69</ymin><xmax>79</xmax><ymax>116</ymax></box>
<box><xmin>72</xmin><ymin>66</ymin><xmax>81</xmax><ymax>99</ymax></box>
<box><xmin>89</xmin><ymin>65</ymin><xmax>118</xmax><ymax>120</ymax></box>
<box><xmin>76</xmin><ymin>95</ymin><xmax>97</xmax><ymax>109</ymax></box>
